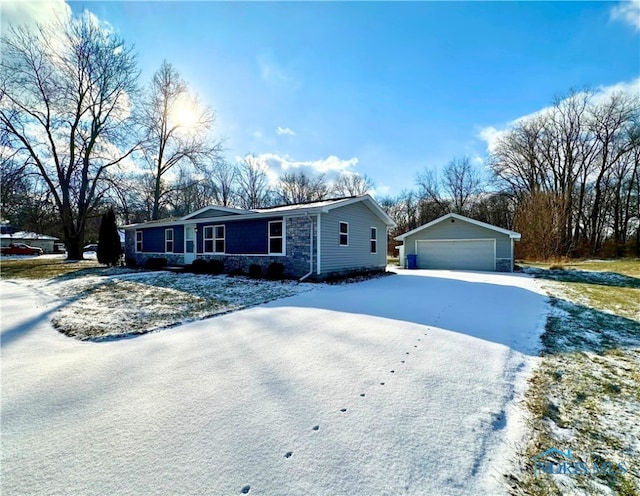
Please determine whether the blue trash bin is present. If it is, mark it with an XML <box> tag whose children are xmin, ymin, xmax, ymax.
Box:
<box><xmin>406</xmin><ymin>254</ymin><xmax>417</xmax><ymax>269</ymax></box>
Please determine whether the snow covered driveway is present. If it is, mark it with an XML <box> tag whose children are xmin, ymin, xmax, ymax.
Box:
<box><xmin>1</xmin><ymin>270</ymin><xmax>546</xmax><ymax>495</ymax></box>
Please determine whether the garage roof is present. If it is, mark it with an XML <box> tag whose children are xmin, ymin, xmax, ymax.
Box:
<box><xmin>395</xmin><ymin>213</ymin><xmax>521</xmax><ymax>241</ymax></box>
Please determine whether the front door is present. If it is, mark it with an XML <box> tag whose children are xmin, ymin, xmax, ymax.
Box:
<box><xmin>184</xmin><ymin>226</ymin><xmax>196</xmax><ymax>264</ymax></box>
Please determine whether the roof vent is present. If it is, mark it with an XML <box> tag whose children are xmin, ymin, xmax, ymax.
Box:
<box><xmin>451</xmin><ymin>219</ymin><xmax>455</xmax><ymax>223</ymax></box>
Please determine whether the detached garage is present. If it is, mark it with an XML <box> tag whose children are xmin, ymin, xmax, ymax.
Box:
<box><xmin>395</xmin><ymin>213</ymin><xmax>521</xmax><ymax>272</ymax></box>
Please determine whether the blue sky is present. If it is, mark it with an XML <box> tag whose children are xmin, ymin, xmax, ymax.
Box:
<box><xmin>6</xmin><ymin>1</ymin><xmax>640</xmax><ymax>196</ymax></box>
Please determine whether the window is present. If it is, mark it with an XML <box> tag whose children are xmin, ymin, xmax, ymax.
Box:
<box><xmin>370</xmin><ymin>227</ymin><xmax>377</xmax><ymax>254</ymax></box>
<box><xmin>204</xmin><ymin>225</ymin><xmax>225</xmax><ymax>253</ymax></box>
<box><xmin>136</xmin><ymin>230</ymin><xmax>143</xmax><ymax>252</ymax></box>
<box><xmin>165</xmin><ymin>228</ymin><xmax>174</xmax><ymax>253</ymax></box>
<box><xmin>214</xmin><ymin>225</ymin><xmax>225</xmax><ymax>253</ymax></box>
<box><xmin>268</xmin><ymin>220</ymin><xmax>284</xmax><ymax>254</ymax></box>
<box><xmin>203</xmin><ymin>226</ymin><xmax>214</xmax><ymax>253</ymax></box>
<box><xmin>339</xmin><ymin>221</ymin><xmax>349</xmax><ymax>246</ymax></box>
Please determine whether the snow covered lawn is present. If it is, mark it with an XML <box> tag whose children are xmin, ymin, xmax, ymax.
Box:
<box><xmin>1</xmin><ymin>269</ymin><xmax>546</xmax><ymax>495</ymax></box>
<box><xmin>7</xmin><ymin>269</ymin><xmax>314</xmax><ymax>339</ymax></box>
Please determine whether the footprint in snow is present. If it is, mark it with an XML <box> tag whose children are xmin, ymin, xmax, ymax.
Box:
<box><xmin>285</xmin><ymin>451</ymin><xmax>293</xmax><ymax>458</ymax></box>
<box><xmin>241</xmin><ymin>485</ymin><xmax>251</xmax><ymax>494</ymax></box>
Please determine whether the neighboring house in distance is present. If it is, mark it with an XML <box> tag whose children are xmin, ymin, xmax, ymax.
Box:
<box><xmin>0</xmin><ymin>231</ymin><xmax>59</xmax><ymax>254</ymax></box>
<box><xmin>123</xmin><ymin>195</ymin><xmax>396</xmax><ymax>280</ymax></box>
<box><xmin>395</xmin><ymin>213</ymin><xmax>521</xmax><ymax>272</ymax></box>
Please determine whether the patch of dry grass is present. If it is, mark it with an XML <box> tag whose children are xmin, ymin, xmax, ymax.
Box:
<box><xmin>1</xmin><ymin>256</ymin><xmax>103</xmax><ymax>279</ymax></box>
<box><xmin>511</xmin><ymin>260</ymin><xmax>640</xmax><ymax>495</ymax></box>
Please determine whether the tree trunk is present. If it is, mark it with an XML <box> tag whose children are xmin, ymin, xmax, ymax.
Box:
<box><xmin>64</xmin><ymin>223</ymin><xmax>85</xmax><ymax>260</ymax></box>
<box><xmin>152</xmin><ymin>172</ymin><xmax>162</xmax><ymax>220</ymax></box>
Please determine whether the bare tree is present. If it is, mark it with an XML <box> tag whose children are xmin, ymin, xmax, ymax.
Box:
<box><xmin>108</xmin><ymin>173</ymin><xmax>149</xmax><ymax>225</ymax></box>
<box><xmin>277</xmin><ymin>170</ymin><xmax>329</xmax><ymax>204</ymax></box>
<box><xmin>416</xmin><ymin>169</ymin><xmax>449</xmax><ymax>212</ymax></box>
<box><xmin>585</xmin><ymin>92</ymin><xmax>640</xmax><ymax>252</ymax></box>
<box><xmin>207</xmin><ymin>158</ymin><xmax>237</xmax><ymax>207</ymax></box>
<box><xmin>166</xmin><ymin>167</ymin><xmax>204</xmax><ymax>217</ymax></box>
<box><xmin>489</xmin><ymin>115</ymin><xmax>552</xmax><ymax>196</ymax></box>
<box><xmin>236</xmin><ymin>155</ymin><xmax>272</xmax><ymax>209</ymax></box>
<box><xmin>0</xmin><ymin>12</ymin><xmax>139</xmax><ymax>259</ymax></box>
<box><xmin>489</xmin><ymin>88</ymin><xmax>640</xmax><ymax>257</ymax></box>
<box><xmin>138</xmin><ymin>60</ymin><xmax>222</xmax><ymax>220</ymax></box>
<box><xmin>442</xmin><ymin>156</ymin><xmax>483</xmax><ymax>214</ymax></box>
<box><xmin>0</xmin><ymin>153</ymin><xmax>29</xmax><ymax>223</ymax></box>
<box><xmin>333</xmin><ymin>172</ymin><xmax>374</xmax><ymax>196</ymax></box>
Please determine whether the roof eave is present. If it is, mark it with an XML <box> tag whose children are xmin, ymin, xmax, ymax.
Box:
<box><xmin>394</xmin><ymin>212</ymin><xmax>520</xmax><ymax>240</ymax></box>
<box><xmin>122</xmin><ymin>208</ymin><xmax>324</xmax><ymax>229</ymax></box>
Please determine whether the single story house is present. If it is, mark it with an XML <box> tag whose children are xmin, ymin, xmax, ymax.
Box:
<box><xmin>0</xmin><ymin>231</ymin><xmax>59</xmax><ymax>253</ymax></box>
<box><xmin>123</xmin><ymin>195</ymin><xmax>396</xmax><ymax>280</ymax></box>
<box><xmin>395</xmin><ymin>213</ymin><xmax>521</xmax><ymax>272</ymax></box>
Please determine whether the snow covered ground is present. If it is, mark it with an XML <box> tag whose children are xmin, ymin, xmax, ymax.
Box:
<box><xmin>44</xmin><ymin>271</ymin><xmax>315</xmax><ymax>339</ymax></box>
<box><xmin>1</xmin><ymin>269</ymin><xmax>547</xmax><ymax>495</ymax></box>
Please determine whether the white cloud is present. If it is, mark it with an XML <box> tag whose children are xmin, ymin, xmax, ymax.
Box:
<box><xmin>478</xmin><ymin>126</ymin><xmax>506</xmax><ymax>155</ymax></box>
<box><xmin>374</xmin><ymin>184</ymin><xmax>391</xmax><ymax>196</ymax></box>
<box><xmin>237</xmin><ymin>153</ymin><xmax>359</xmax><ymax>186</ymax></box>
<box><xmin>1</xmin><ymin>0</ymin><xmax>71</xmax><ymax>31</ymax></box>
<box><xmin>610</xmin><ymin>0</ymin><xmax>640</xmax><ymax>31</ymax></box>
<box><xmin>478</xmin><ymin>77</ymin><xmax>640</xmax><ymax>153</ymax></box>
<box><xmin>592</xmin><ymin>77</ymin><xmax>640</xmax><ymax>101</ymax></box>
<box><xmin>256</xmin><ymin>52</ymin><xmax>301</xmax><ymax>91</ymax></box>
<box><xmin>276</xmin><ymin>126</ymin><xmax>296</xmax><ymax>136</ymax></box>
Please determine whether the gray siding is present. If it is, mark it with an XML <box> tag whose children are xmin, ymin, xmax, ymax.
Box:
<box><xmin>402</xmin><ymin>219</ymin><xmax>512</xmax><ymax>258</ymax></box>
<box><xmin>320</xmin><ymin>202</ymin><xmax>387</xmax><ymax>274</ymax></box>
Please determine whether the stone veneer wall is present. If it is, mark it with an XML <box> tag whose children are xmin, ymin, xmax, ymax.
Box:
<box><xmin>496</xmin><ymin>258</ymin><xmax>512</xmax><ymax>272</ymax></box>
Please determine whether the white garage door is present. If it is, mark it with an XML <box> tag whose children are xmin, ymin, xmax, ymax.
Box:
<box><xmin>416</xmin><ymin>239</ymin><xmax>495</xmax><ymax>271</ymax></box>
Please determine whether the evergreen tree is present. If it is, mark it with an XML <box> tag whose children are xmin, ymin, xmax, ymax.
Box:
<box><xmin>97</xmin><ymin>208</ymin><xmax>123</xmax><ymax>266</ymax></box>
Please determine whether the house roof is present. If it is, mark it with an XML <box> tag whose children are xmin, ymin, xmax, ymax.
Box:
<box><xmin>0</xmin><ymin>231</ymin><xmax>58</xmax><ymax>241</ymax></box>
<box><xmin>181</xmin><ymin>205</ymin><xmax>251</xmax><ymax>220</ymax></box>
<box><xmin>253</xmin><ymin>196</ymin><xmax>355</xmax><ymax>213</ymax></box>
<box><xmin>394</xmin><ymin>213</ymin><xmax>521</xmax><ymax>241</ymax></box>
<box><xmin>122</xmin><ymin>195</ymin><xmax>396</xmax><ymax>229</ymax></box>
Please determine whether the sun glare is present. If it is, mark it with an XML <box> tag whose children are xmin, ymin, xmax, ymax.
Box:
<box><xmin>173</xmin><ymin>105</ymin><xmax>197</xmax><ymax>129</ymax></box>
<box><xmin>171</xmin><ymin>95</ymin><xmax>199</xmax><ymax>129</ymax></box>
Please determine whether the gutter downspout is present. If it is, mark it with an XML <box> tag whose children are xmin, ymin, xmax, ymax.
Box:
<box><xmin>511</xmin><ymin>238</ymin><xmax>515</xmax><ymax>272</ymax></box>
<box><xmin>299</xmin><ymin>214</ymin><xmax>314</xmax><ymax>282</ymax></box>
<box><xmin>316</xmin><ymin>213</ymin><xmax>321</xmax><ymax>275</ymax></box>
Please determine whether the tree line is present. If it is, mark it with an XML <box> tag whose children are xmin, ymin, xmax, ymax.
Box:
<box><xmin>0</xmin><ymin>12</ymin><xmax>373</xmax><ymax>258</ymax></box>
<box><xmin>379</xmin><ymin>87</ymin><xmax>640</xmax><ymax>260</ymax></box>
<box><xmin>1</xmin><ymin>12</ymin><xmax>638</xmax><ymax>260</ymax></box>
